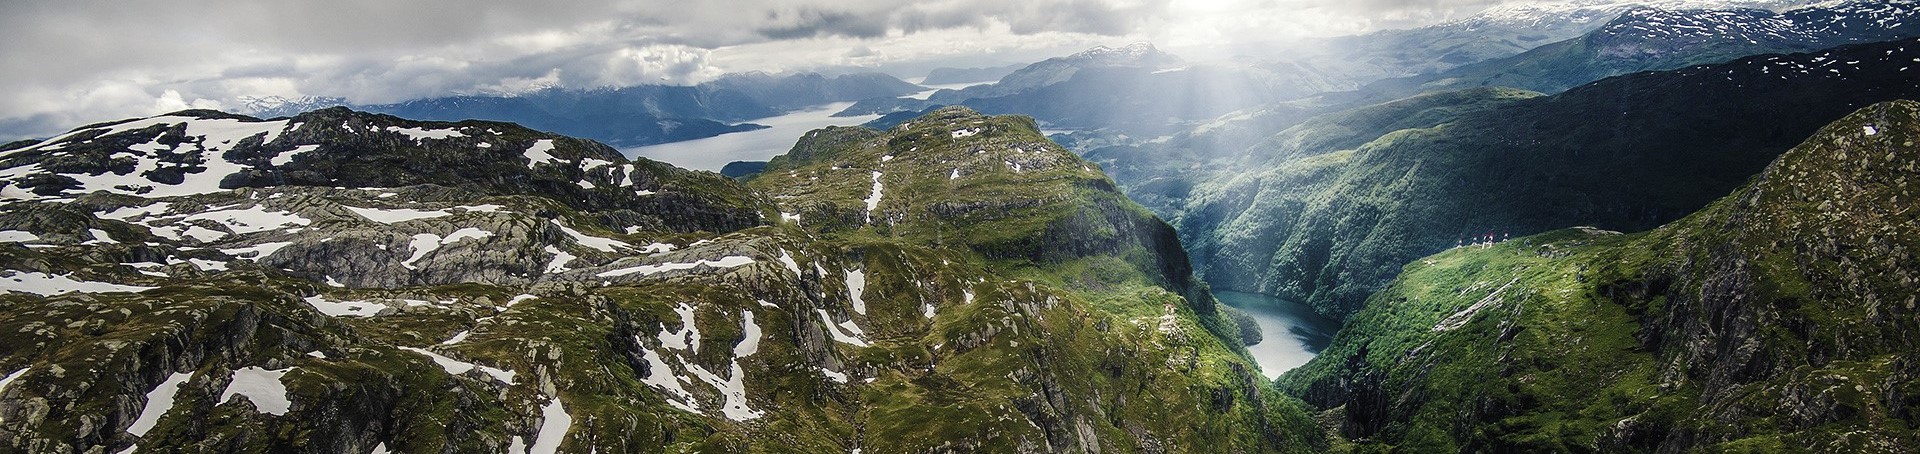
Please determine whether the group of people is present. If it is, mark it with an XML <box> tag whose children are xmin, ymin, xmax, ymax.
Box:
<box><xmin>1458</xmin><ymin>232</ymin><xmax>1509</xmax><ymax>249</ymax></box>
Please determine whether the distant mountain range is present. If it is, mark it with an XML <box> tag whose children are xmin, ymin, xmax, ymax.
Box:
<box><xmin>918</xmin><ymin>64</ymin><xmax>1026</xmax><ymax>85</ymax></box>
<box><xmin>841</xmin><ymin>43</ymin><xmax>1343</xmax><ymax>136</ymax></box>
<box><xmin>241</xmin><ymin>72</ymin><xmax>924</xmax><ymax>148</ymax></box>
<box><xmin>1349</xmin><ymin>0</ymin><xmax>1920</xmax><ymax>100</ymax></box>
<box><xmin>1233</xmin><ymin>0</ymin><xmax>1824</xmax><ymax>91</ymax></box>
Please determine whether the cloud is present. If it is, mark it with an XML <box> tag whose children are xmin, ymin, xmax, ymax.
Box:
<box><xmin>0</xmin><ymin>0</ymin><xmax>1677</xmax><ymax>139</ymax></box>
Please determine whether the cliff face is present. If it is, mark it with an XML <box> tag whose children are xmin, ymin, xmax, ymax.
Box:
<box><xmin>0</xmin><ymin>106</ymin><xmax>1320</xmax><ymax>453</ymax></box>
<box><xmin>1172</xmin><ymin>38</ymin><xmax>1920</xmax><ymax>321</ymax></box>
<box><xmin>1281</xmin><ymin>101</ymin><xmax>1920</xmax><ymax>452</ymax></box>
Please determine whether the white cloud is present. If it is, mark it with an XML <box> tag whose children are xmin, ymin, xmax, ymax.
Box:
<box><xmin>0</xmin><ymin>0</ymin><xmax>1796</xmax><ymax>139</ymax></box>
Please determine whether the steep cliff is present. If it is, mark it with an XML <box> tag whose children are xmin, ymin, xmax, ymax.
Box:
<box><xmin>1176</xmin><ymin>37</ymin><xmax>1920</xmax><ymax>320</ymax></box>
<box><xmin>1282</xmin><ymin>100</ymin><xmax>1920</xmax><ymax>452</ymax></box>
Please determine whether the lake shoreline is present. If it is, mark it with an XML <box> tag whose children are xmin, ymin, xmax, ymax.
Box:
<box><xmin>1216</xmin><ymin>290</ymin><xmax>1343</xmax><ymax>379</ymax></box>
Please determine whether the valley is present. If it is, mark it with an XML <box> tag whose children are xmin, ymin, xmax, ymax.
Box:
<box><xmin>2</xmin><ymin>0</ymin><xmax>1918</xmax><ymax>452</ymax></box>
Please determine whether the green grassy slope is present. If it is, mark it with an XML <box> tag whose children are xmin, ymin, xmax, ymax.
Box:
<box><xmin>1178</xmin><ymin>38</ymin><xmax>1920</xmax><ymax>320</ymax></box>
<box><xmin>1281</xmin><ymin>100</ymin><xmax>1920</xmax><ymax>452</ymax></box>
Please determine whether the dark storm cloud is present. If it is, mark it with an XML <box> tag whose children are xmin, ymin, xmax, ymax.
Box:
<box><xmin>755</xmin><ymin>7</ymin><xmax>896</xmax><ymax>40</ymax></box>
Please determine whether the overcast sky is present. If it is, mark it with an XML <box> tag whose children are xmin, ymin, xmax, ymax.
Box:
<box><xmin>0</xmin><ymin>0</ymin><xmax>1761</xmax><ymax>139</ymax></box>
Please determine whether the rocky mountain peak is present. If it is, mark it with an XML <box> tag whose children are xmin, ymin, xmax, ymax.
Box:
<box><xmin>1066</xmin><ymin>42</ymin><xmax>1180</xmax><ymax>68</ymax></box>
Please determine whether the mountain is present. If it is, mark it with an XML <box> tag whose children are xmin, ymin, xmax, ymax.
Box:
<box><xmin>1355</xmin><ymin>0</ymin><xmax>1920</xmax><ymax>99</ymax></box>
<box><xmin>837</xmin><ymin>43</ymin><xmax>1187</xmax><ymax>117</ymax></box>
<box><xmin>0</xmin><ymin>106</ymin><xmax>1322</xmax><ymax>452</ymax></box>
<box><xmin>838</xmin><ymin>43</ymin><xmax>1343</xmax><ymax>137</ymax></box>
<box><xmin>1281</xmin><ymin>100</ymin><xmax>1920</xmax><ymax>452</ymax></box>
<box><xmin>235</xmin><ymin>96</ymin><xmax>349</xmax><ymax>117</ymax></box>
<box><xmin>244</xmin><ymin>72</ymin><xmax>924</xmax><ymax>148</ymax></box>
<box><xmin>920</xmin><ymin>64</ymin><xmax>1026</xmax><ymax>85</ymax></box>
<box><xmin>698</xmin><ymin>72</ymin><xmax>927</xmax><ymax>113</ymax></box>
<box><xmin>1167</xmin><ymin>37</ymin><xmax>1920</xmax><ymax>320</ymax></box>
<box><xmin>1214</xmin><ymin>0</ymin><xmax>1820</xmax><ymax>94</ymax></box>
<box><xmin>941</xmin><ymin>43</ymin><xmax>1185</xmax><ymax>102</ymax></box>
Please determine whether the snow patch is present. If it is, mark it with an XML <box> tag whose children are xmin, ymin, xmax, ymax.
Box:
<box><xmin>530</xmin><ymin>397</ymin><xmax>572</xmax><ymax>454</ymax></box>
<box><xmin>863</xmin><ymin>171</ymin><xmax>885</xmax><ymax>223</ymax></box>
<box><xmin>846</xmin><ymin>269</ymin><xmax>868</xmax><ymax>314</ymax></box>
<box><xmin>0</xmin><ymin>271</ymin><xmax>155</xmax><ymax>296</ymax></box>
<box><xmin>735</xmin><ymin>311</ymin><xmax>762</xmax><ymax>358</ymax></box>
<box><xmin>397</xmin><ymin>228</ymin><xmax>491</xmax><ymax>269</ymax></box>
<box><xmin>543</xmin><ymin>246</ymin><xmax>577</xmax><ymax>274</ymax></box>
<box><xmin>400</xmin><ymin>347</ymin><xmax>516</xmax><ymax>384</ymax></box>
<box><xmin>524</xmin><ymin>140</ymin><xmax>560</xmax><ymax>166</ymax></box>
<box><xmin>4</xmin><ymin>116</ymin><xmax>293</xmax><ymax>198</ymax></box>
<box><xmin>185</xmin><ymin>206</ymin><xmax>313</xmax><ymax>236</ymax></box>
<box><xmin>272</xmin><ymin>144</ymin><xmax>319</xmax><ymax>166</ymax></box>
<box><xmin>219</xmin><ymin>367</ymin><xmax>293</xmax><ymax>415</ymax></box>
<box><xmin>385</xmin><ymin>126</ymin><xmax>467</xmax><ymax>142</ymax></box>
<box><xmin>638</xmin><ymin>348</ymin><xmax>699</xmax><ymax>412</ymax></box>
<box><xmin>99</xmin><ymin>202</ymin><xmax>171</xmax><ymax>221</ymax></box>
<box><xmin>777</xmin><ymin>250</ymin><xmax>803</xmax><ymax>277</ymax></box>
<box><xmin>685</xmin><ymin>361</ymin><xmax>762</xmax><ymax>421</ymax></box>
<box><xmin>596</xmin><ymin>256</ymin><xmax>754</xmax><ymax>278</ymax></box>
<box><xmin>345</xmin><ymin>206</ymin><xmax>450</xmax><ymax>224</ymax></box>
<box><xmin>129</xmin><ymin>372</ymin><xmax>194</xmax><ymax>436</ymax></box>
<box><xmin>442</xmin><ymin>330</ymin><xmax>472</xmax><ymax>345</ymax></box>
<box><xmin>552</xmin><ymin>220</ymin><xmax>629</xmax><ymax>252</ymax></box>
<box><xmin>658</xmin><ymin>303</ymin><xmax>702</xmax><ymax>352</ymax></box>
<box><xmin>815</xmin><ymin>309</ymin><xmax>869</xmax><ymax>347</ymax></box>
<box><xmin>85</xmin><ymin>229</ymin><xmax>118</xmax><ymax>244</ymax></box>
<box><xmin>303</xmin><ymin>296</ymin><xmax>385</xmax><ymax>317</ymax></box>
<box><xmin>818</xmin><ymin>367</ymin><xmax>849</xmax><ymax>384</ymax></box>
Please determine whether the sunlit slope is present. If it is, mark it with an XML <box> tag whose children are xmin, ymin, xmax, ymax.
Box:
<box><xmin>1284</xmin><ymin>100</ymin><xmax>1920</xmax><ymax>452</ymax></box>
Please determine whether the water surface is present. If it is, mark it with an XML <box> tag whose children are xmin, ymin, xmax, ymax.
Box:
<box><xmin>622</xmin><ymin>102</ymin><xmax>882</xmax><ymax>171</ymax></box>
<box><xmin>1216</xmin><ymin>291</ymin><xmax>1342</xmax><ymax>379</ymax></box>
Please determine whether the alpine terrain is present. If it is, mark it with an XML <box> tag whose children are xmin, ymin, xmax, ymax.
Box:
<box><xmin>4</xmin><ymin>0</ymin><xmax>1920</xmax><ymax>452</ymax></box>
<box><xmin>0</xmin><ymin>106</ymin><xmax>1319</xmax><ymax>452</ymax></box>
